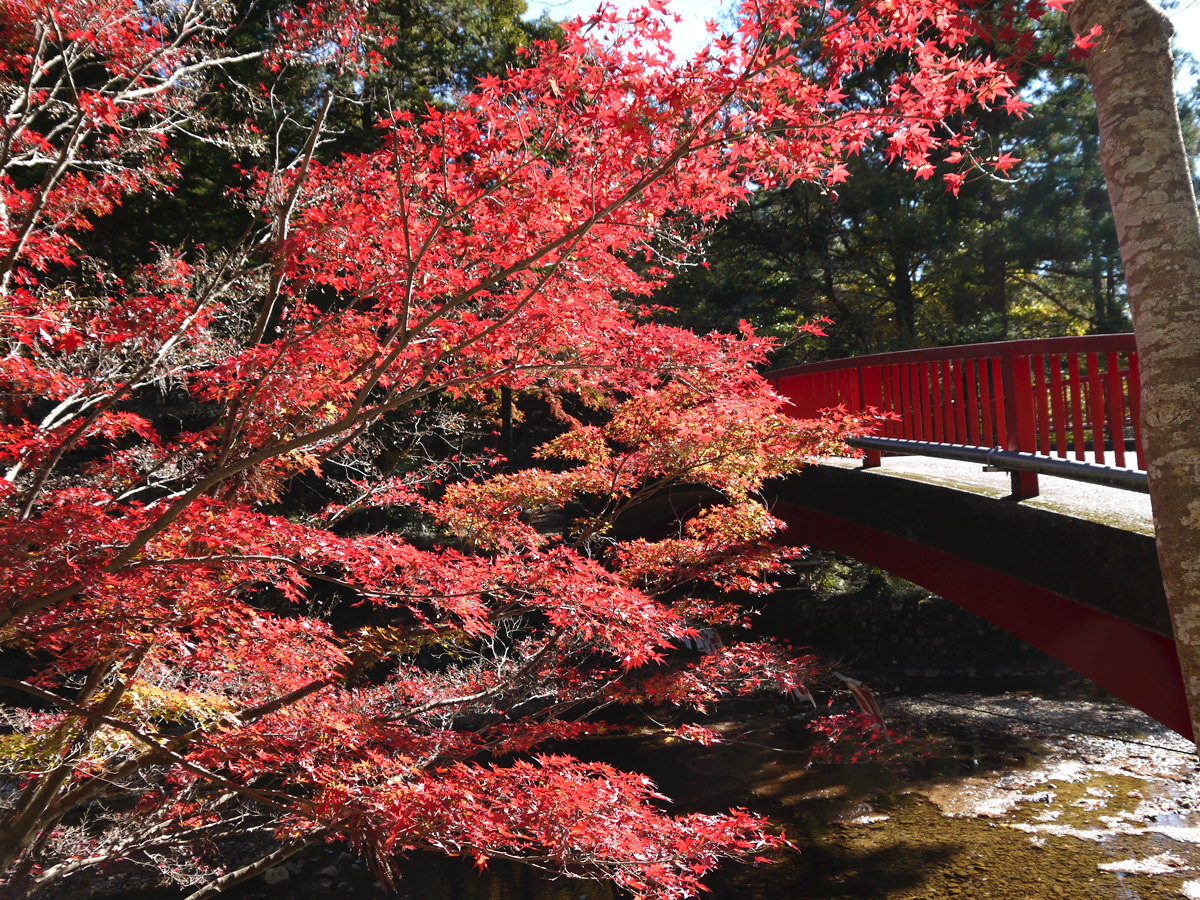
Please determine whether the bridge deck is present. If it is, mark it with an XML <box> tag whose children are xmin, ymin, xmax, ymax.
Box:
<box><xmin>819</xmin><ymin>453</ymin><xmax>1153</xmax><ymax>536</ymax></box>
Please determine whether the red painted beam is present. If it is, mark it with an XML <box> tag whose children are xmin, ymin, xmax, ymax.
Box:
<box><xmin>772</xmin><ymin>501</ymin><xmax>1192</xmax><ymax>741</ymax></box>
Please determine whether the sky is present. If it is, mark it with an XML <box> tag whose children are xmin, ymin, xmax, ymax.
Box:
<box><xmin>525</xmin><ymin>0</ymin><xmax>1200</xmax><ymax>75</ymax></box>
<box><xmin>527</xmin><ymin>0</ymin><xmax>730</xmax><ymax>57</ymax></box>
<box><xmin>1172</xmin><ymin>0</ymin><xmax>1200</xmax><ymax>64</ymax></box>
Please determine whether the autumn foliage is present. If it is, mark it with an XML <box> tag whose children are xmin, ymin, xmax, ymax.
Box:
<box><xmin>0</xmin><ymin>0</ymin><xmax>1034</xmax><ymax>896</ymax></box>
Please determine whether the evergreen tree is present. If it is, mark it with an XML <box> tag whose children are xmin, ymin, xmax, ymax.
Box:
<box><xmin>75</xmin><ymin>0</ymin><xmax>556</xmax><ymax>270</ymax></box>
<box><xmin>657</xmin><ymin>8</ymin><xmax>1199</xmax><ymax>366</ymax></box>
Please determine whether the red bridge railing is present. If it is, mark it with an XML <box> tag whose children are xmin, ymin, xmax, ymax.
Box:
<box><xmin>768</xmin><ymin>335</ymin><xmax>1146</xmax><ymax>498</ymax></box>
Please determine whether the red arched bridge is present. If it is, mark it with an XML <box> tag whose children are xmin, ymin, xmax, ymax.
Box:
<box><xmin>761</xmin><ymin>334</ymin><xmax>1189</xmax><ymax>740</ymax></box>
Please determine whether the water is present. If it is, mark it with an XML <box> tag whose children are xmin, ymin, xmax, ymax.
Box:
<box><xmin>154</xmin><ymin>691</ymin><xmax>1200</xmax><ymax>900</ymax></box>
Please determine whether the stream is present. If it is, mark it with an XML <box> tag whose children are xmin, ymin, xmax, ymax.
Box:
<box><xmin>210</xmin><ymin>684</ymin><xmax>1199</xmax><ymax>900</ymax></box>
<box><xmin>100</xmin><ymin>563</ymin><xmax>1200</xmax><ymax>900</ymax></box>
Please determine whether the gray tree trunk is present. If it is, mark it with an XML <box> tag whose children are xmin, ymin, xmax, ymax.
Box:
<box><xmin>1066</xmin><ymin>0</ymin><xmax>1200</xmax><ymax>744</ymax></box>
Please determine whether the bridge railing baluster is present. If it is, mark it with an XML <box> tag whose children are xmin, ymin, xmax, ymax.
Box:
<box><xmin>1085</xmin><ymin>352</ymin><xmax>1105</xmax><ymax>464</ymax></box>
<box><xmin>883</xmin><ymin>364</ymin><xmax>896</xmax><ymax>438</ymax></box>
<box><xmin>974</xmin><ymin>359</ymin><xmax>990</xmax><ymax>448</ymax></box>
<box><xmin>1049</xmin><ymin>355</ymin><xmax>1067</xmax><ymax>459</ymax></box>
<box><xmin>952</xmin><ymin>359</ymin><xmax>967</xmax><ymax>444</ymax></box>
<box><xmin>903</xmin><ymin>364</ymin><xmax>911</xmax><ymax>437</ymax></box>
<box><xmin>908</xmin><ymin>363</ymin><xmax>917</xmax><ymax>440</ymax></box>
<box><xmin>927</xmin><ymin>361</ymin><xmax>938</xmax><ymax>443</ymax></box>
<box><xmin>946</xmin><ymin>359</ymin><xmax>956</xmax><ymax>443</ymax></box>
<box><xmin>1035</xmin><ymin>355</ymin><xmax>1051</xmax><ymax>455</ymax></box>
<box><xmin>927</xmin><ymin>363</ymin><xmax>937</xmax><ymax>442</ymax></box>
<box><xmin>929</xmin><ymin>361</ymin><xmax>943</xmax><ymax>443</ymax></box>
<box><xmin>1128</xmin><ymin>352</ymin><xmax>1145</xmax><ymax>470</ymax></box>
<box><xmin>870</xmin><ymin>365</ymin><xmax>885</xmax><ymax>412</ymax></box>
<box><xmin>1106</xmin><ymin>351</ymin><xmax>1126</xmax><ymax>468</ymax></box>
<box><xmin>989</xmin><ymin>357</ymin><xmax>1007</xmax><ymax>449</ymax></box>
<box><xmin>1075</xmin><ymin>355</ymin><xmax>1094</xmax><ymax>460</ymax></box>
<box><xmin>917</xmin><ymin>362</ymin><xmax>928</xmax><ymax>440</ymax></box>
<box><xmin>912</xmin><ymin>362</ymin><xmax>921</xmax><ymax>441</ymax></box>
<box><xmin>858</xmin><ymin>364</ymin><xmax>882</xmax><ymax>466</ymax></box>
<box><xmin>932</xmin><ymin>362</ymin><xmax>941</xmax><ymax>441</ymax></box>
<box><xmin>904</xmin><ymin>364</ymin><xmax>916</xmax><ymax>440</ymax></box>
<box><xmin>894</xmin><ymin>364</ymin><xmax>905</xmax><ymax>439</ymax></box>
<box><xmin>937</xmin><ymin>359</ymin><xmax>952</xmax><ymax>443</ymax></box>
<box><xmin>964</xmin><ymin>358</ymin><xmax>980</xmax><ymax>446</ymax></box>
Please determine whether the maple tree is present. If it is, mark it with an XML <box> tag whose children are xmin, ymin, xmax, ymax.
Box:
<box><xmin>0</xmin><ymin>0</ymin><xmax>1032</xmax><ymax>896</ymax></box>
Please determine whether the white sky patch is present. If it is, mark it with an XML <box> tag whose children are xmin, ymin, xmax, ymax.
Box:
<box><xmin>1170</xmin><ymin>0</ymin><xmax>1200</xmax><ymax>60</ymax></box>
<box><xmin>525</xmin><ymin>0</ymin><xmax>733</xmax><ymax>59</ymax></box>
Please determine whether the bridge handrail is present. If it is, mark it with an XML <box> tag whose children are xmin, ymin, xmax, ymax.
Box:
<box><xmin>768</xmin><ymin>334</ymin><xmax>1136</xmax><ymax>378</ymax></box>
<box><xmin>767</xmin><ymin>334</ymin><xmax>1144</xmax><ymax>496</ymax></box>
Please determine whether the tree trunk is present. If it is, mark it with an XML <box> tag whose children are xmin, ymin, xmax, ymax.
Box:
<box><xmin>1090</xmin><ymin>233</ymin><xmax>1108</xmax><ymax>331</ymax></box>
<box><xmin>891</xmin><ymin>245</ymin><xmax>917</xmax><ymax>347</ymax></box>
<box><xmin>981</xmin><ymin>236</ymin><xmax>1008</xmax><ymax>337</ymax></box>
<box><xmin>1067</xmin><ymin>0</ymin><xmax>1200</xmax><ymax>744</ymax></box>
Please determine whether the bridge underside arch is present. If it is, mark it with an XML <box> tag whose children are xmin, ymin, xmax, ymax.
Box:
<box><xmin>772</xmin><ymin>500</ymin><xmax>1189</xmax><ymax>740</ymax></box>
<box><xmin>767</xmin><ymin>466</ymin><xmax>1190</xmax><ymax>741</ymax></box>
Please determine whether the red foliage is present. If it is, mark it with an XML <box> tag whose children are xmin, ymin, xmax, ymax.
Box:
<box><xmin>0</xmin><ymin>1</ymin><xmax>1027</xmax><ymax>896</ymax></box>
<box><xmin>806</xmin><ymin>713</ymin><xmax>914</xmax><ymax>766</ymax></box>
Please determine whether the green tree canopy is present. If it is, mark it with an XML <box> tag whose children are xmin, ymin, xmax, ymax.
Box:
<box><xmin>656</xmin><ymin>10</ymin><xmax>1200</xmax><ymax>367</ymax></box>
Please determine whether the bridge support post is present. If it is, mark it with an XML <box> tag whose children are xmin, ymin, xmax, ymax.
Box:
<box><xmin>1010</xmin><ymin>470</ymin><xmax>1039</xmax><ymax>499</ymax></box>
<box><xmin>1002</xmin><ymin>355</ymin><xmax>1041</xmax><ymax>500</ymax></box>
<box><xmin>862</xmin><ymin>448</ymin><xmax>882</xmax><ymax>468</ymax></box>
